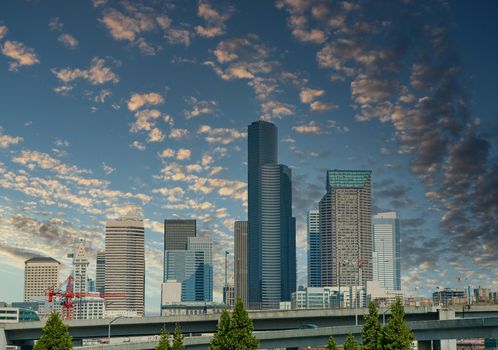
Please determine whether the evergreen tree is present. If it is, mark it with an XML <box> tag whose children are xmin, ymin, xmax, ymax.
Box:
<box><xmin>228</xmin><ymin>298</ymin><xmax>259</xmax><ymax>350</ymax></box>
<box><xmin>209</xmin><ymin>309</ymin><xmax>233</xmax><ymax>350</ymax></box>
<box><xmin>171</xmin><ymin>323</ymin><xmax>184</xmax><ymax>350</ymax></box>
<box><xmin>381</xmin><ymin>298</ymin><xmax>414</xmax><ymax>350</ymax></box>
<box><xmin>343</xmin><ymin>333</ymin><xmax>358</xmax><ymax>350</ymax></box>
<box><xmin>156</xmin><ymin>328</ymin><xmax>172</xmax><ymax>350</ymax></box>
<box><xmin>362</xmin><ymin>302</ymin><xmax>382</xmax><ymax>350</ymax></box>
<box><xmin>325</xmin><ymin>336</ymin><xmax>338</xmax><ymax>350</ymax></box>
<box><xmin>33</xmin><ymin>312</ymin><xmax>73</xmax><ymax>350</ymax></box>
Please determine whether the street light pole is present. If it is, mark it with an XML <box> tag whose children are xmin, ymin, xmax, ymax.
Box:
<box><xmin>108</xmin><ymin>315</ymin><xmax>125</xmax><ymax>344</ymax></box>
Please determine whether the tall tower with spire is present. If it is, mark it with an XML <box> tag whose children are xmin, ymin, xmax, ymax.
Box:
<box><xmin>73</xmin><ymin>239</ymin><xmax>89</xmax><ymax>294</ymax></box>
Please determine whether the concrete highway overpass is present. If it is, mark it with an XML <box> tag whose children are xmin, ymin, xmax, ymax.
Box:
<box><xmin>71</xmin><ymin>317</ymin><xmax>498</xmax><ymax>350</ymax></box>
<box><xmin>2</xmin><ymin>305</ymin><xmax>498</xmax><ymax>348</ymax></box>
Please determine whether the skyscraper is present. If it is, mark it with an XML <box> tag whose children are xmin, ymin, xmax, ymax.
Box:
<box><xmin>95</xmin><ymin>252</ymin><xmax>105</xmax><ymax>294</ymax></box>
<box><xmin>104</xmin><ymin>217</ymin><xmax>145</xmax><ymax>317</ymax></box>
<box><xmin>73</xmin><ymin>240</ymin><xmax>89</xmax><ymax>295</ymax></box>
<box><xmin>373</xmin><ymin>212</ymin><xmax>401</xmax><ymax>290</ymax></box>
<box><xmin>320</xmin><ymin>170</ymin><xmax>373</xmax><ymax>288</ymax></box>
<box><xmin>164</xmin><ymin>219</ymin><xmax>196</xmax><ymax>251</ymax></box>
<box><xmin>164</xmin><ymin>236</ymin><xmax>213</xmax><ymax>302</ymax></box>
<box><xmin>24</xmin><ymin>257</ymin><xmax>60</xmax><ymax>302</ymax></box>
<box><xmin>248</xmin><ymin>120</ymin><xmax>296</xmax><ymax>309</ymax></box>
<box><xmin>234</xmin><ymin>220</ymin><xmax>248</xmax><ymax>305</ymax></box>
<box><xmin>307</xmin><ymin>210</ymin><xmax>320</xmax><ymax>287</ymax></box>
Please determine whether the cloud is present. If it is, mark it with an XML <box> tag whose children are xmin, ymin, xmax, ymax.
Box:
<box><xmin>148</xmin><ymin>128</ymin><xmax>165</xmax><ymax>142</ymax></box>
<box><xmin>310</xmin><ymin>101</ymin><xmax>336</xmax><ymax>111</ymax></box>
<box><xmin>197</xmin><ymin>125</ymin><xmax>246</xmax><ymax>144</ymax></box>
<box><xmin>195</xmin><ymin>1</ymin><xmax>234</xmax><ymax>38</ymax></box>
<box><xmin>169</xmin><ymin>128</ymin><xmax>189</xmax><ymax>139</ymax></box>
<box><xmin>176</xmin><ymin>148</ymin><xmax>191</xmax><ymax>161</ymax></box>
<box><xmin>152</xmin><ymin>186</ymin><xmax>185</xmax><ymax>203</ymax></box>
<box><xmin>261</xmin><ymin>100</ymin><xmax>294</xmax><ymax>120</ymax></box>
<box><xmin>292</xmin><ymin>121</ymin><xmax>324</xmax><ymax>135</ymax></box>
<box><xmin>100</xmin><ymin>7</ymin><xmax>154</xmax><ymax>42</ymax></box>
<box><xmin>299</xmin><ymin>88</ymin><xmax>324</xmax><ymax>104</ymax></box>
<box><xmin>52</xmin><ymin>57</ymin><xmax>119</xmax><ymax>89</ymax></box>
<box><xmin>127</xmin><ymin>92</ymin><xmax>164</xmax><ymax>111</ymax></box>
<box><xmin>165</xmin><ymin>28</ymin><xmax>190</xmax><ymax>47</ymax></box>
<box><xmin>130</xmin><ymin>140</ymin><xmax>146</xmax><ymax>151</ymax></box>
<box><xmin>12</xmin><ymin>150</ymin><xmax>88</xmax><ymax>176</ymax></box>
<box><xmin>101</xmin><ymin>162</ymin><xmax>115</xmax><ymax>175</ymax></box>
<box><xmin>184</xmin><ymin>96</ymin><xmax>217</xmax><ymax>119</ymax></box>
<box><xmin>1</xmin><ymin>40</ymin><xmax>40</xmax><ymax>71</ymax></box>
<box><xmin>58</xmin><ymin>33</ymin><xmax>79</xmax><ymax>48</ymax></box>
<box><xmin>0</xmin><ymin>127</ymin><xmax>23</xmax><ymax>149</ymax></box>
<box><xmin>0</xmin><ymin>25</ymin><xmax>8</xmax><ymax>40</ymax></box>
<box><xmin>130</xmin><ymin>109</ymin><xmax>162</xmax><ymax>132</ymax></box>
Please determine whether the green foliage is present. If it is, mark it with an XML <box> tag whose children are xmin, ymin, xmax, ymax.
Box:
<box><xmin>209</xmin><ymin>299</ymin><xmax>259</xmax><ymax>350</ymax></box>
<box><xmin>343</xmin><ymin>333</ymin><xmax>358</xmax><ymax>350</ymax></box>
<box><xmin>171</xmin><ymin>323</ymin><xmax>184</xmax><ymax>350</ymax></box>
<box><xmin>209</xmin><ymin>309</ymin><xmax>233</xmax><ymax>350</ymax></box>
<box><xmin>380</xmin><ymin>298</ymin><xmax>414</xmax><ymax>350</ymax></box>
<box><xmin>229</xmin><ymin>298</ymin><xmax>259</xmax><ymax>350</ymax></box>
<box><xmin>33</xmin><ymin>312</ymin><xmax>73</xmax><ymax>350</ymax></box>
<box><xmin>325</xmin><ymin>336</ymin><xmax>338</xmax><ymax>350</ymax></box>
<box><xmin>361</xmin><ymin>302</ymin><xmax>382</xmax><ymax>350</ymax></box>
<box><xmin>156</xmin><ymin>328</ymin><xmax>171</xmax><ymax>350</ymax></box>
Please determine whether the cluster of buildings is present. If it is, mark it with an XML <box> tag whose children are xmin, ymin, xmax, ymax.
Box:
<box><xmin>6</xmin><ymin>119</ymin><xmax>498</xmax><ymax>323</ymax></box>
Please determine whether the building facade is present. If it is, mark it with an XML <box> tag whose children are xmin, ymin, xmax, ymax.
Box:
<box><xmin>164</xmin><ymin>236</ymin><xmax>213</xmax><ymax>302</ymax></box>
<box><xmin>24</xmin><ymin>257</ymin><xmax>60</xmax><ymax>302</ymax></box>
<box><xmin>95</xmin><ymin>252</ymin><xmax>105</xmax><ymax>294</ymax></box>
<box><xmin>104</xmin><ymin>217</ymin><xmax>145</xmax><ymax>317</ymax></box>
<box><xmin>373</xmin><ymin>212</ymin><xmax>401</xmax><ymax>290</ymax></box>
<box><xmin>164</xmin><ymin>219</ymin><xmax>196</xmax><ymax>251</ymax></box>
<box><xmin>307</xmin><ymin>210</ymin><xmax>320</xmax><ymax>287</ymax></box>
<box><xmin>319</xmin><ymin>170</ymin><xmax>373</xmax><ymax>288</ymax></box>
<box><xmin>247</xmin><ymin>120</ymin><xmax>296</xmax><ymax>310</ymax></box>
<box><xmin>234</xmin><ymin>220</ymin><xmax>248</xmax><ymax>306</ymax></box>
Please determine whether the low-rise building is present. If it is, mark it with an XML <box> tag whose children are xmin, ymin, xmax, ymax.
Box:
<box><xmin>0</xmin><ymin>307</ymin><xmax>39</xmax><ymax>323</ymax></box>
<box><xmin>291</xmin><ymin>286</ymin><xmax>366</xmax><ymax>309</ymax></box>
<box><xmin>366</xmin><ymin>281</ymin><xmax>404</xmax><ymax>307</ymax></box>
<box><xmin>161</xmin><ymin>301</ymin><xmax>225</xmax><ymax>316</ymax></box>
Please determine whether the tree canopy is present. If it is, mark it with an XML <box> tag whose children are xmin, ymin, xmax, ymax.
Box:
<box><xmin>33</xmin><ymin>312</ymin><xmax>72</xmax><ymax>350</ymax></box>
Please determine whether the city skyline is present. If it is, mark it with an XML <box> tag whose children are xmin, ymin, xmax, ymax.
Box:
<box><xmin>0</xmin><ymin>1</ymin><xmax>498</xmax><ymax>315</ymax></box>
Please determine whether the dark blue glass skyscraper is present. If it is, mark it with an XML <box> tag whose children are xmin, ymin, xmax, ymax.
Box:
<box><xmin>248</xmin><ymin>120</ymin><xmax>296</xmax><ymax>309</ymax></box>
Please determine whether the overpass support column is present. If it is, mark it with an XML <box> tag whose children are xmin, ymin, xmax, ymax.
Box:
<box><xmin>438</xmin><ymin>309</ymin><xmax>456</xmax><ymax>350</ymax></box>
<box><xmin>0</xmin><ymin>329</ymin><xmax>6</xmax><ymax>349</ymax></box>
<box><xmin>417</xmin><ymin>340</ymin><xmax>432</xmax><ymax>350</ymax></box>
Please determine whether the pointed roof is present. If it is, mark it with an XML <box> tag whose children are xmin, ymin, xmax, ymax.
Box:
<box><xmin>74</xmin><ymin>239</ymin><xmax>89</xmax><ymax>265</ymax></box>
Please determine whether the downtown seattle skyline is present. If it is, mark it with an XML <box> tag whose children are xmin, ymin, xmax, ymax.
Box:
<box><xmin>0</xmin><ymin>1</ymin><xmax>497</xmax><ymax>315</ymax></box>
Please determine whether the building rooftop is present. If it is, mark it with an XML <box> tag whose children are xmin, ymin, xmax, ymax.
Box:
<box><xmin>326</xmin><ymin>169</ymin><xmax>372</xmax><ymax>190</ymax></box>
<box><xmin>24</xmin><ymin>257</ymin><xmax>60</xmax><ymax>264</ymax></box>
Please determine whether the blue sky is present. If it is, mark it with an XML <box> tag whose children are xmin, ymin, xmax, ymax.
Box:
<box><xmin>0</xmin><ymin>0</ymin><xmax>497</xmax><ymax>315</ymax></box>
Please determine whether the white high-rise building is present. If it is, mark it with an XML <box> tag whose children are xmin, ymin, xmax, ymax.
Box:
<box><xmin>24</xmin><ymin>257</ymin><xmax>60</xmax><ymax>302</ymax></box>
<box><xmin>373</xmin><ymin>212</ymin><xmax>401</xmax><ymax>290</ymax></box>
<box><xmin>105</xmin><ymin>217</ymin><xmax>145</xmax><ymax>317</ymax></box>
<box><xmin>307</xmin><ymin>210</ymin><xmax>320</xmax><ymax>287</ymax></box>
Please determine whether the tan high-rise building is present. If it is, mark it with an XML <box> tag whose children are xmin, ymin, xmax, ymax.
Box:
<box><xmin>104</xmin><ymin>217</ymin><xmax>145</xmax><ymax>317</ymax></box>
<box><xmin>234</xmin><ymin>221</ymin><xmax>248</xmax><ymax>305</ymax></box>
<box><xmin>24</xmin><ymin>257</ymin><xmax>60</xmax><ymax>302</ymax></box>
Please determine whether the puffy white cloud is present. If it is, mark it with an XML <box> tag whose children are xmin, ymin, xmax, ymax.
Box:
<box><xmin>184</xmin><ymin>96</ymin><xmax>217</xmax><ymax>119</ymax></box>
<box><xmin>176</xmin><ymin>149</ymin><xmax>191</xmax><ymax>161</ymax></box>
<box><xmin>0</xmin><ymin>25</ymin><xmax>8</xmax><ymax>39</ymax></box>
<box><xmin>0</xmin><ymin>127</ymin><xmax>23</xmax><ymax>149</ymax></box>
<box><xmin>159</xmin><ymin>148</ymin><xmax>175</xmax><ymax>158</ymax></box>
<box><xmin>130</xmin><ymin>109</ymin><xmax>162</xmax><ymax>132</ymax></box>
<box><xmin>310</xmin><ymin>100</ymin><xmax>336</xmax><ymax>111</ymax></box>
<box><xmin>130</xmin><ymin>140</ymin><xmax>146</xmax><ymax>151</ymax></box>
<box><xmin>148</xmin><ymin>128</ymin><xmax>165</xmax><ymax>142</ymax></box>
<box><xmin>261</xmin><ymin>100</ymin><xmax>294</xmax><ymax>120</ymax></box>
<box><xmin>58</xmin><ymin>33</ymin><xmax>79</xmax><ymax>48</ymax></box>
<box><xmin>299</xmin><ymin>88</ymin><xmax>324</xmax><ymax>104</ymax></box>
<box><xmin>101</xmin><ymin>162</ymin><xmax>115</xmax><ymax>175</ymax></box>
<box><xmin>195</xmin><ymin>1</ymin><xmax>234</xmax><ymax>38</ymax></box>
<box><xmin>292</xmin><ymin>121</ymin><xmax>323</xmax><ymax>135</ymax></box>
<box><xmin>127</xmin><ymin>92</ymin><xmax>164</xmax><ymax>111</ymax></box>
<box><xmin>52</xmin><ymin>57</ymin><xmax>119</xmax><ymax>87</ymax></box>
<box><xmin>169</xmin><ymin>128</ymin><xmax>189</xmax><ymax>139</ymax></box>
<box><xmin>201</xmin><ymin>154</ymin><xmax>214</xmax><ymax>166</ymax></box>
<box><xmin>165</xmin><ymin>28</ymin><xmax>190</xmax><ymax>47</ymax></box>
<box><xmin>12</xmin><ymin>150</ymin><xmax>88</xmax><ymax>176</ymax></box>
<box><xmin>100</xmin><ymin>8</ymin><xmax>154</xmax><ymax>42</ymax></box>
<box><xmin>197</xmin><ymin>125</ymin><xmax>246</xmax><ymax>144</ymax></box>
<box><xmin>1</xmin><ymin>40</ymin><xmax>40</xmax><ymax>71</ymax></box>
<box><xmin>152</xmin><ymin>186</ymin><xmax>185</xmax><ymax>202</ymax></box>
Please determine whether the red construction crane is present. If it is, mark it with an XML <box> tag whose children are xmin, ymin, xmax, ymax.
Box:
<box><xmin>48</xmin><ymin>275</ymin><xmax>126</xmax><ymax>320</ymax></box>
